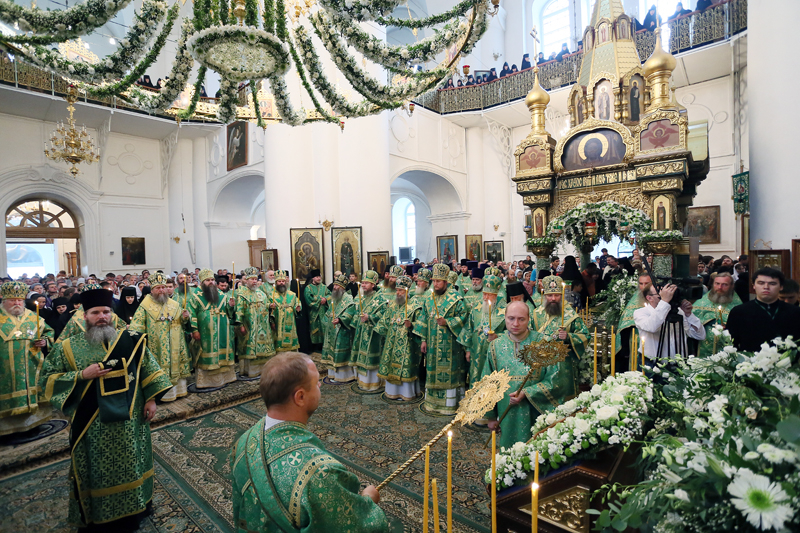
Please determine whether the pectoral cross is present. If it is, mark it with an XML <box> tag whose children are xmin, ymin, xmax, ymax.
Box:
<box><xmin>529</xmin><ymin>25</ymin><xmax>540</xmax><ymax>59</ymax></box>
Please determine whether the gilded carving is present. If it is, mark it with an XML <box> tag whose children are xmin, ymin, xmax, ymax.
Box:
<box><xmin>641</xmin><ymin>178</ymin><xmax>682</xmax><ymax>191</ymax></box>
<box><xmin>635</xmin><ymin>161</ymin><xmax>685</xmax><ymax>177</ymax></box>
<box><xmin>523</xmin><ymin>193</ymin><xmax>551</xmax><ymax>206</ymax></box>
<box><xmin>553</xmin><ymin>118</ymin><xmax>636</xmax><ymax>175</ymax></box>
<box><xmin>520</xmin><ymin>485</ymin><xmax>590</xmax><ymax>533</ymax></box>
<box><xmin>514</xmin><ymin>137</ymin><xmax>554</xmax><ymax>180</ymax></box>
<box><xmin>551</xmin><ymin>187</ymin><xmax>650</xmax><ymax>219</ymax></box>
<box><xmin>517</xmin><ymin>178</ymin><xmax>553</xmax><ymax>193</ymax></box>
<box><xmin>633</xmin><ymin>109</ymin><xmax>689</xmax><ymax>155</ymax></box>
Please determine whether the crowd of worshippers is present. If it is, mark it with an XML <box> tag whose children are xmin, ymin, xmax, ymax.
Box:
<box><xmin>440</xmin><ymin>1</ymin><xmax>721</xmax><ymax>90</ymax></box>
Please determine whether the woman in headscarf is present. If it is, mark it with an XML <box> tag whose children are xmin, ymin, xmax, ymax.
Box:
<box><xmin>199</xmin><ymin>84</ymin><xmax>208</xmax><ymax>97</ymax></box>
<box><xmin>487</xmin><ymin>68</ymin><xmax>498</xmax><ymax>82</ymax></box>
<box><xmin>668</xmin><ymin>2</ymin><xmax>692</xmax><ymax>20</ymax></box>
<box><xmin>510</xmin><ymin>64</ymin><xmax>519</xmax><ymax>74</ymax></box>
<box><xmin>118</xmin><ymin>286</ymin><xmax>140</xmax><ymax>324</ymax></box>
<box><xmin>156</xmin><ymin>78</ymin><xmax>164</xmax><ymax>89</ymax></box>
<box><xmin>560</xmin><ymin>255</ymin><xmax>582</xmax><ymax>282</ymax></box>
<box><xmin>640</xmin><ymin>5</ymin><xmax>661</xmax><ymax>31</ymax></box>
<box><xmin>499</xmin><ymin>62</ymin><xmax>511</xmax><ymax>77</ymax></box>
<box><xmin>456</xmin><ymin>79</ymin><xmax>464</xmax><ymax>87</ymax></box>
<box><xmin>537</xmin><ymin>52</ymin><xmax>546</xmax><ymax>65</ymax></box>
<box><xmin>141</xmin><ymin>75</ymin><xmax>154</xmax><ymax>88</ymax></box>
<box><xmin>482</xmin><ymin>73</ymin><xmax>489</xmax><ymax>83</ymax></box>
<box><xmin>445</xmin><ymin>78</ymin><xmax>455</xmax><ymax>89</ymax></box>
<box><xmin>521</xmin><ymin>53</ymin><xmax>532</xmax><ymax>70</ymax></box>
<box><xmin>140</xmin><ymin>285</ymin><xmax>151</xmax><ymax>299</ymax></box>
<box><xmin>555</xmin><ymin>43</ymin><xmax>570</xmax><ymax>62</ymax></box>
<box><xmin>465</xmin><ymin>74</ymin><xmax>475</xmax><ymax>86</ymax></box>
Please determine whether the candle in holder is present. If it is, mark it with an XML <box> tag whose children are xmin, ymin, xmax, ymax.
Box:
<box><xmin>642</xmin><ymin>337</ymin><xmax>646</xmax><ymax>375</ymax></box>
<box><xmin>593</xmin><ymin>327</ymin><xmax>598</xmax><ymax>384</ymax></box>
<box><xmin>232</xmin><ymin>262</ymin><xmax>235</xmax><ymax>300</ymax></box>
<box><xmin>611</xmin><ymin>326</ymin><xmax>616</xmax><ymax>377</ymax></box>
<box><xmin>532</xmin><ymin>450</ymin><xmax>540</xmax><ymax>533</ymax></box>
<box><xmin>447</xmin><ymin>431</ymin><xmax>453</xmax><ymax>533</ymax></box>
<box><xmin>491</xmin><ymin>430</ymin><xmax>497</xmax><ymax>533</ymax></box>
<box><xmin>718</xmin><ymin>305</ymin><xmax>723</xmax><ymax>325</ymax></box>
<box><xmin>424</xmin><ymin>445</ymin><xmax>430</xmax><ymax>533</ymax></box>
<box><xmin>488</xmin><ymin>300</ymin><xmax>493</xmax><ymax>332</ymax></box>
<box><xmin>35</xmin><ymin>301</ymin><xmax>40</xmax><ymax>339</ymax></box>
<box><xmin>560</xmin><ymin>282</ymin><xmax>566</xmax><ymax>327</ymax></box>
<box><xmin>432</xmin><ymin>478</ymin><xmax>441</xmax><ymax>533</ymax></box>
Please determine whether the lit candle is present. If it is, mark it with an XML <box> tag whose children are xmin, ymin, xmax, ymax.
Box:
<box><xmin>532</xmin><ymin>450</ymin><xmax>540</xmax><ymax>533</ymax></box>
<box><xmin>560</xmin><ymin>282</ymin><xmax>566</xmax><ymax>327</ymax></box>
<box><xmin>35</xmin><ymin>301</ymin><xmax>40</xmax><ymax>339</ymax></box>
<box><xmin>405</xmin><ymin>290</ymin><xmax>408</xmax><ymax>320</ymax></box>
<box><xmin>718</xmin><ymin>305</ymin><xmax>723</xmax><ymax>325</ymax></box>
<box><xmin>432</xmin><ymin>478</ymin><xmax>441</xmax><ymax>533</ymax></box>
<box><xmin>488</xmin><ymin>299</ymin><xmax>492</xmax><ymax>332</ymax></box>
<box><xmin>593</xmin><ymin>326</ymin><xmax>598</xmax><ymax>385</ymax></box>
<box><xmin>642</xmin><ymin>336</ymin><xmax>646</xmax><ymax>375</ymax></box>
<box><xmin>491</xmin><ymin>430</ymin><xmax>497</xmax><ymax>533</ymax></box>
<box><xmin>423</xmin><ymin>445</ymin><xmax>430</xmax><ymax>533</ymax></box>
<box><xmin>183</xmin><ymin>277</ymin><xmax>188</xmax><ymax>309</ymax></box>
<box><xmin>359</xmin><ymin>285</ymin><xmax>363</xmax><ymax>314</ymax></box>
<box><xmin>611</xmin><ymin>326</ymin><xmax>616</xmax><ymax>377</ymax></box>
<box><xmin>447</xmin><ymin>431</ymin><xmax>453</xmax><ymax>533</ymax></box>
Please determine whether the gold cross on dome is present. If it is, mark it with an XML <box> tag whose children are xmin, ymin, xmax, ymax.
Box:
<box><xmin>529</xmin><ymin>25</ymin><xmax>540</xmax><ymax>58</ymax></box>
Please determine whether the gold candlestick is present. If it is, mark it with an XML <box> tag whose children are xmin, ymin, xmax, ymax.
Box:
<box><xmin>447</xmin><ymin>431</ymin><xmax>452</xmax><ymax>533</ymax></box>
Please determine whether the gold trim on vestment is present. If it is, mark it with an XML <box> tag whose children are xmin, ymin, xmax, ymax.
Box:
<box><xmin>78</xmin><ymin>468</ymin><xmax>154</xmax><ymax>498</ymax></box>
<box><xmin>140</xmin><ymin>368</ymin><xmax>166</xmax><ymax>388</ymax></box>
<box><xmin>289</xmin><ymin>455</ymin><xmax>338</xmax><ymax>527</ymax></box>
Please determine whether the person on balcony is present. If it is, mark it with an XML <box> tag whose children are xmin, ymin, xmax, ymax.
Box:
<box><xmin>547</xmin><ymin>52</ymin><xmax>557</xmax><ymax>61</ymax></box>
<box><xmin>482</xmin><ymin>73</ymin><xmax>490</xmax><ymax>83</ymax></box>
<box><xmin>639</xmin><ymin>5</ymin><xmax>662</xmax><ymax>31</ymax></box>
<box><xmin>444</xmin><ymin>78</ymin><xmax>455</xmax><ymax>89</ymax></box>
<box><xmin>521</xmin><ymin>53</ymin><xmax>532</xmax><ymax>69</ymax></box>
<box><xmin>487</xmin><ymin>68</ymin><xmax>498</xmax><ymax>82</ymax></box>
<box><xmin>499</xmin><ymin>62</ymin><xmax>511</xmax><ymax>77</ymax></box>
<box><xmin>556</xmin><ymin>43</ymin><xmax>570</xmax><ymax>62</ymax></box>
<box><xmin>511</xmin><ymin>64</ymin><xmax>519</xmax><ymax>74</ymax></box>
<box><xmin>696</xmin><ymin>0</ymin><xmax>715</xmax><ymax>11</ymax></box>
<box><xmin>456</xmin><ymin>79</ymin><xmax>464</xmax><ymax>87</ymax></box>
<box><xmin>536</xmin><ymin>52</ymin><xmax>545</xmax><ymax>65</ymax></box>
<box><xmin>465</xmin><ymin>74</ymin><xmax>475</xmax><ymax>86</ymax></box>
<box><xmin>668</xmin><ymin>2</ymin><xmax>692</xmax><ymax>20</ymax></box>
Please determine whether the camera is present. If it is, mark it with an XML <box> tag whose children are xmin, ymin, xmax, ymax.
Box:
<box><xmin>654</xmin><ymin>276</ymin><xmax>705</xmax><ymax>304</ymax></box>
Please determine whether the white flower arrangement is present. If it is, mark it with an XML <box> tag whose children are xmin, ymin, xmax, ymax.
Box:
<box><xmin>546</xmin><ymin>201</ymin><xmax>651</xmax><ymax>247</ymax></box>
<box><xmin>637</xmin><ymin>229</ymin><xmax>684</xmax><ymax>244</ymax></box>
<box><xmin>0</xmin><ymin>0</ymin><xmax>132</xmax><ymax>45</ymax></box>
<box><xmin>215</xmin><ymin>78</ymin><xmax>238</xmax><ymax>124</ymax></box>
<box><xmin>14</xmin><ymin>0</ymin><xmax>167</xmax><ymax>83</ymax></box>
<box><xmin>487</xmin><ymin>371</ymin><xmax>652</xmax><ymax>489</ymax></box>
<box><xmin>318</xmin><ymin>0</ymin><xmax>402</xmax><ymax>21</ymax></box>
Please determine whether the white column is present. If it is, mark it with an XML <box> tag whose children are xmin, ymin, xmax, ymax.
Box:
<box><xmin>465</xmin><ymin>127</ymin><xmax>485</xmax><ymax>236</ymax></box>
<box><xmin>192</xmin><ymin>136</ymin><xmax>211</xmax><ymax>268</ymax></box>
<box><xmin>748</xmin><ymin>1</ymin><xmax>800</xmax><ymax>251</ymax></box>
<box><xmin>482</xmin><ymin>127</ymin><xmax>511</xmax><ymax>252</ymax></box>
<box><xmin>167</xmin><ymin>139</ymin><xmax>193</xmax><ymax>270</ymax></box>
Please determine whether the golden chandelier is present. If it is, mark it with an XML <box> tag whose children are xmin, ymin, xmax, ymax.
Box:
<box><xmin>44</xmin><ymin>85</ymin><xmax>100</xmax><ymax>177</ymax></box>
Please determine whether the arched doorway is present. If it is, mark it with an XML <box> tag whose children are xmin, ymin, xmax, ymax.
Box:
<box><xmin>5</xmin><ymin>199</ymin><xmax>80</xmax><ymax>277</ymax></box>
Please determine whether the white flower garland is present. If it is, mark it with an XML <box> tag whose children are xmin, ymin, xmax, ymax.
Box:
<box><xmin>14</xmin><ymin>0</ymin><xmax>167</xmax><ymax>83</ymax></box>
<box><xmin>0</xmin><ymin>0</ymin><xmax>132</xmax><ymax>44</ymax></box>
<box><xmin>266</xmin><ymin>73</ymin><xmax>307</xmax><ymax>126</ymax></box>
<box><xmin>317</xmin><ymin>0</ymin><xmax>403</xmax><ymax>22</ymax></box>
<box><xmin>215</xmin><ymin>78</ymin><xmax>238</xmax><ymax>123</ymax></box>
<box><xmin>547</xmin><ymin>200</ymin><xmax>651</xmax><ymax>245</ymax></box>
<box><xmin>125</xmin><ymin>20</ymin><xmax>196</xmax><ymax>113</ymax></box>
<box><xmin>187</xmin><ymin>25</ymin><xmax>291</xmax><ymax>82</ymax></box>
<box><xmin>488</xmin><ymin>372</ymin><xmax>652</xmax><ymax>489</ymax></box>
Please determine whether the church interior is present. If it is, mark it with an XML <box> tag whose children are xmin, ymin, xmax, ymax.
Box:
<box><xmin>2</xmin><ymin>0</ymin><xmax>799</xmax><ymax>532</ymax></box>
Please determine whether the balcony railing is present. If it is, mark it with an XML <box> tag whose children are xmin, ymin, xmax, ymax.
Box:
<box><xmin>416</xmin><ymin>0</ymin><xmax>747</xmax><ymax>115</ymax></box>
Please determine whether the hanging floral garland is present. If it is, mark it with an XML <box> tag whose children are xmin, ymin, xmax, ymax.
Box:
<box><xmin>375</xmin><ymin>0</ymin><xmax>476</xmax><ymax>28</ymax></box>
<box><xmin>13</xmin><ymin>0</ymin><xmax>168</xmax><ymax>83</ymax></box>
<box><xmin>546</xmin><ymin>201</ymin><xmax>652</xmax><ymax>248</ymax></box>
<box><xmin>284</xmin><ymin>30</ymin><xmax>344</xmax><ymax>124</ymax></box>
<box><xmin>317</xmin><ymin>0</ymin><xmax>403</xmax><ymax>21</ymax></box>
<box><xmin>215</xmin><ymin>78</ymin><xmax>239</xmax><ymax>123</ymax></box>
<box><xmin>187</xmin><ymin>26</ymin><xmax>291</xmax><ymax>82</ymax></box>
<box><xmin>0</xmin><ymin>0</ymin><xmax>132</xmax><ymax>45</ymax></box>
<box><xmin>266</xmin><ymin>73</ymin><xmax>307</xmax><ymax>126</ymax></box>
<box><xmin>84</xmin><ymin>2</ymin><xmax>180</xmax><ymax>98</ymax></box>
<box><xmin>176</xmin><ymin>66</ymin><xmax>208</xmax><ymax>121</ymax></box>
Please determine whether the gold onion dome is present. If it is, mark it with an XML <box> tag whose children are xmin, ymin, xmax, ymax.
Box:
<box><xmin>643</xmin><ymin>29</ymin><xmax>676</xmax><ymax>77</ymax></box>
<box><xmin>525</xmin><ymin>67</ymin><xmax>550</xmax><ymax>110</ymax></box>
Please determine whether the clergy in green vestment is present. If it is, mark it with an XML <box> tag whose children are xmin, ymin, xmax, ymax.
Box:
<box><xmin>414</xmin><ymin>263</ymin><xmax>469</xmax><ymax>415</ymax></box>
<box><xmin>692</xmin><ymin>271</ymin><xmax>743</xmax><ymax>357</ymax></box>
<box><xmin>463</xmin><ymin>265</ymin><xmax>485</xmax><ymax>308</ymax></box>
<box><xmin>483</xmin><ymin>302</ymin><xmax>569</xmax><ymax>451</ymax></box>
<box><xmin>303</xmin><ymin>269</ymin><xmax>330</xmax><ymax>347</ymax></box>
<box><xmin>321</xmin><ymin>274</ymin><xmax>358</xmax><ymax>382</ymax></box>
<box><xmin>0</xmin><ymin>281</ymin><xmax>55</xmax><ymax>436</ymax></box>
<box><xmin>614</xmin><ymin>272</ymin><xmax>650</xmax><ymax>372</ymax></box>
<box><xmin>375</xmin><ymin>276</ymin><xmax>423</xmax><ymax>400</ymax></box>
<box><xmin>187</xmin><ymin>269</ymin><xmax>237</xmax><ymax>389</ymax></box>
<box><xmin>231</xmin><ymin>352</ymin><xmax>388</xmax><ymax>532</ymax></box>
<box><xmin>412</xmin><ymin>267</ymin><xmax>433</xmax><ymax>302</ymax></box>
<box><xmin>172</xmin><ymin>272</ymin><xmax>197</xmax><ymax>307</ymax></box>
<box><xmin>485</xmin><ymin>266</ymin><xmax>507</xmax><ymax>301</ymax></box>
<box><xmin>352</xmin><ymin>270</ymin><xmax>388</xmax><ymax>391</ymax></box>
<box><xmin>130</xmin><ymin>273</ymin><xmax>192</xmax><ymax>401</ymax></box>
<box><xmin>459</xmin><ymin>274</ymin><xmax>506</xmax><ymax>389</ymax></box>
<box><xmin>235</xmin><ymin>267</ymin><xmax>276</xmax><ymax>377</ymax></box>
<box><xmin>269</xmin><ymin>270</ymin><xmax>302</xmax><ymax>353</ymax></box>
<box><xmin>260</xmin><ymin>269</ymin><xmax>276</xmax><ymax>299</ymax></box>
<box><xmin>40</xmin><ymin>289</ymin><xmax>174</xmax><ymax>529</ymax></box>
<box><xmin>455</xmin><ymin>259</ymin><xmax>471</xmax><ymax>293</ymax></box>
<box><xmin>57</xmin><ymin>284</ymin><xmax>126</xmax><ymax>343</ymax></box>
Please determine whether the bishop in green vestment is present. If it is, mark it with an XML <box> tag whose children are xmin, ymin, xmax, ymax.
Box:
<box><xmin>231</xmin><ymin>353</ymin><xmax>388</xmax><ymax>532</ymax></box>
<box><xmin>414</xmin><ymin>264</ymin><xmax>469</xmax><ymax>415</ymax></box>
<box><xmin>0</xmin><ymin>281</ymin><xmax>55</xmax><ymax>436</ymax></box>
<box><xmin>483</xmin><ymin>302</ymin><xmax>569</xmax><ymax>451</ymax></box>
<box><xmin>692</xmin><ymin>272</ymin><xmax>743</xmax><ymax>357</ymax></box>
<box><xmin>303</xmin><ymin>269</ymin><xmax>330</xmax><ymax>346</ymax></box>
<box><xmin>412</xmin><ymin>268</ymin><xmax>433</xmax><ymax>303</ymax></box>
<box><xmin>187</xmin><ymin>270</ymin><xmax>237</xmax><ymax>389</ymax></box>
<box><xmin>260</xmin><ymin>269</ymin><xmax>276</xmax><ymax>299</ymax></box>
<box><xmin>269</xmin><ymin>271</ymin><xmax>302</xmax><ymax>353</ymax></box>
<box><xmin>352</xmin><ymin>270</ymin><xmax>387</xmax><ymax>391</ymax></box>
<box><xmin>39</xmin><ymin>289</ymin><xmax>174</xmax><ymax>529</ymax></box>
<box><xmin>463</xmin><ymin>265</ymin><xmax>485</xmax><ymax>309</ymax></box>
<box><xmin>459</xmin><ymin>273</ymin><xmax>506</xmax><ymax>388</ymax></box>
<box><xmin>375</xmin><ymin>276</ymin><xmax>422</xmax><ymax>400</ymax></box>
<box><xmin>321</xmin><ymin>274</ymin><xmax>358</xmax><ymax>382</ymax></box>
<box><xmin>129</xmin><ymin>273</ymin><xmax>191</xmax><ymax>401</ymax></box>
<box><xmin>236</xmin><ymin>267</ymin><xmax>276</xmax><ymax>377</ymax></box>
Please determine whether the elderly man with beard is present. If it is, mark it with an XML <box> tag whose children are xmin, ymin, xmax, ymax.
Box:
<box><xmin>321</xmin><ymin>274</ymin><xmax>358</xmax><ymax>382</ymax></box>
<box><xmin>235</xmin><ymin>267</ymin><xmax>276</xmax><ymax>378</ymax></box>
<box><xmin>352</xmin><ymin>270</ymin><xmax>387</xmax><ymax>391</ymax></box>
<box><xmin>463</xmin><ymin>265</ymin><xmax>485</xmax><ymax>308</ymax></box>
<box><xmin>260</xmin><ymin>270</ymin><xmax>276</xmax><ymax>299</ymax></box>
<box><xmin>303</xmin><ymin>269</ymin><xmax>330</xmax><ymax>350</ymax></box>
<box><xmin>40</xmin><ymin>288</ymin><xmax>173</xmax><ymax>530</ymax></box>
<box><xmin>0</xmin><ymin>281</ymin><xmax>55</xmax><ymax>437</ymax></box>
<box><xmin>456</xmin><ymin>259</ymin><xmax>471</xmax><ymax>293</ymax></box>
<box><xmin>531</xmin><ymin>276</ymin><xmax>589</xmax><ymax>375</ymax></box>
<box><xmin>382</xmin><ymin>265</ymin><xmax>404</xmax><ymax>299</ymax></box>
<box><xmin>130</xmin><ymin>272</ymin><xmax>192</xmax><ymax>401</ymax></box>
<box><xmin>172</xmin><ymin>272</ymin><xmax>195</xmax><ymax>307</ymax></box>
<box><xmin>692</xmin><ymin>271</ymin><xmax>743</xmax><ymax>357</ymax></box>
<box><xmin>269</xmin><ymin>270</ymin><xmax>302</xmax><ymax>353</ymax></box>
<box><xmin>459</xmin><ymin>274</ymin><xmax>505</xmax><ymax>392</ymax></box>
<box><xmin>57</xmin><ymin>283</ymin><xmax>127</xmax><ymax>343</ymax></box>
<box><xmin>413</xmin><ymin>264</ymin><xmax>469</xmax><ymax>415</ymax></box>
<box><xmin>413</xmin><ymin>267</ymin><xmax>433</xmax><ymax>301</ymax></box>
<box><xmin>375</xmin><ymin>276</ymin><xmax>423</xmax><ymax>401</ymax></box>
<box><xmin>187</xmin><ymin>269</ymin><xmax>237</xmax><ymax>389</ymax></box>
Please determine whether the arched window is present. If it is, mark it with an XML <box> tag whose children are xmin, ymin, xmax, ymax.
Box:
<box><xmin>5</xmin><ymin>199</ymin><xmax>80</xmax><ymax>277</ymax></box>
<box><xmin>6</xmin><ymin>199</ymin><xmax>78</xmax><ymax>238</ymax></box>
<box><xmin>541</xmin><ymin>0</ymin><xmax>571</xmax><ymax>57</ymax></box>
<box><xmin>392</xmin><ymin>197</ymin><xmax>416</xmax><ymax>259</ymax></box>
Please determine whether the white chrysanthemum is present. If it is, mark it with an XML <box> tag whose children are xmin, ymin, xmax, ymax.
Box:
<box><xmin>728</xmin><ymin>470</ymin><xmax>793</xmax><ymax>530</ymax></box>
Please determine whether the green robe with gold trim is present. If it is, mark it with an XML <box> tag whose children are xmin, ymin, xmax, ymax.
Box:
<box><xmin>375</xmin><ymin>295</ymin><xmax>422</xmax><ymax>385</ymax></box>
<box><xmin>321</xmin><ymin>294</ymin><xmax>357</xmax><ymax>368</ymax></box>
<box><xmin>458</xmin><ymin>299</ymin><xmax>507</xmax><ymax>385</ymax></box>
<box><xmin>231</xmin><ymin>418</ymin><xmax>388</xmax><ymax>532</ymax></box>
<box><xmin>531</xmin><ymin>303</ymin><xmax>588</xmax><ymax>389</ymax></box>
<box><xmin>304</xmin><ymin>283</ymin><xmax>331</xmax><ymax>345</ymax></box>
<box><xmin>235</xmin><ymin>286</ymin><xmax>276</xmax><ymax>363</ymax></box>
<box><xmin>413</xmin><ymin>290</ymin><xmax>468</xmax><ymax>412</ymax></box>
<box><xmin>692</xmin><ymin>293</ymin><xmax>743</xmax><ymax>357</ymax></box>
<box><xmin>57</xmin><ymin>308</ymin><xmax>126</xmax><ymax>343</ymax></box>
<box><xmin>269</xmin><ymin>290</ymin><xmax>301</xmax><ymax>353</ymax></box>
<box><xmin>352</xmin><ymin>291</ymin><xmax>387</xmax><ymax>375</ymax></box>
<box><xmin>260</xmin><ymin>281</ymin><xmax>275</xmax><ymax>300</ymax></box>
<box><xmin>39</xmin><ymin>330</ymin><xmax>173</xmax><ymax>527</ymax></box>
<box><xmin>0</xmin><ymin>308</ymin><xmax>54</xmax><ymax>423</ymax></box>
<box><xmin>187</xmin><ymin>291</ymin><xmax>235</xmax><ymax>370</ymax></box>
<box><xmin>481</xmin><ymin>330</ymin><xmax>577</xmax><ymax>450</ymax></box>
<box><xmin>463</xmin><ymin>285</ymin><xmax>483</xmax><ymax>309</ymax></box>
<box><xmin>129</xmin><ymin>295</ymin><xmax>191</xmax><ymax>384</ymax></box>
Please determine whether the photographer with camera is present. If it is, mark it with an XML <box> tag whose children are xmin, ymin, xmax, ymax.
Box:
<box><xmin>634</xmin><ymin>282</ymin><xmax>705</xmax><ymax>365</ymax></box>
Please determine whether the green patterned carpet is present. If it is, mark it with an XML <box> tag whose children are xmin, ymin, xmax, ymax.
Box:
<box><xmin>0</xmin><ymin>379</ymin><xmax>493</xmax><ymax>532</ymax></box>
